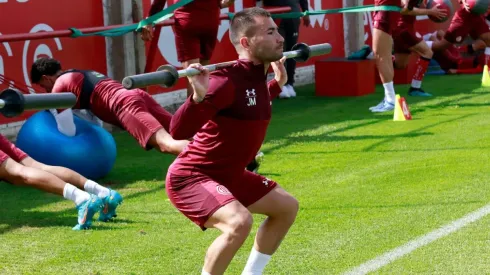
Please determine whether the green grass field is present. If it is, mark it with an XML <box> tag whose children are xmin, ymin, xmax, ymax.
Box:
<box><xmin>1</xmin><ymin>74</ymin><xmax>489</xmax><ymax>274</ymax></box>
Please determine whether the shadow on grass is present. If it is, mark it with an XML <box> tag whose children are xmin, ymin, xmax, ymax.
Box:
<box><xmin>0</xmin><ymin>183</ymin><xmax>164</xmax><ymax>235</ymax></box>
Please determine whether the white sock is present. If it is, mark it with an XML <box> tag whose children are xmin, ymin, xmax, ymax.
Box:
<box><xmin>242</xmin><ymin>248</ymin><xmax>272</xmax><ymax>275</ymax></box>
<box><xmin>485</xmin><ymin>47</ymin><xmax>490</xmax><ymax>56</ymax></box>
<box><xmin>411</xmin><ymin>79</ymin><xmax>422</xmax><ymax>89</ymax></box>
<box><xmin>84</xmin><ymin>180</ymin><xmax>110</xmax><ymax>198</ymax></box>
<box><xmin>201</xmin><ymin>268</ymin><xmax>211</xmax><ymax>275</ymax></box>
<box><xmin>425</xmin><ymin>41</ymin><xmax>433</xmax><ymax>49</ymax></box>
<box><xmin>63</xmin><ymin>183</ymin><xmax>91</xmax><ymax>206</ymax></box>
<box><xmin>382</xmin><ymin>81</ymin><xmax>396</xmax><ymax>103</ymax></box>
<box><xmin>485</xmin><ymin>47</ymin><xmax>490</xmax><ymax>66</ymax></box>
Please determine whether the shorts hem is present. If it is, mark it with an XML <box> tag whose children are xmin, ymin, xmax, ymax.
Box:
<box><xmin>143</xmin><ymin>125</ymin><xmax>164</xmax><ymax>151</ymax></box>
<box><xmin>17</xmin><ymin>154</ymin><xmax>29</xmax><ymax>162</ymax></box>
<box><xmin>242</xmin><ymin>183</ymin><xmax>278</xmax><ymax>208</ymax></box>
<box><xmin>199</xmin><ymin>197</ymin><xmax>237</xmax><ymax>231</ymax></box>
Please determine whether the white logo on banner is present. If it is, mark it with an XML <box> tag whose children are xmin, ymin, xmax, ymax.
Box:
<box><xmin>22</xmin><ymin>24</ymin><xmax>63</xmax><ymax>93</ymax></box>
<box><xmin>0</xmin><ymin>34</ymin><xmax>14</xmax><ymax>86</ymax></box>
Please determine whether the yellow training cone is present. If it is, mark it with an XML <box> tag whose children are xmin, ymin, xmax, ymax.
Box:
<box><xmin>482</xmin><ymin>65</ymin><xmax>490</xmax><ymax>87</ymax></box>
<box><xmin>393</xmin><ymin>94</ymin><xmax>412</xmax><ymax>121</ymax></box>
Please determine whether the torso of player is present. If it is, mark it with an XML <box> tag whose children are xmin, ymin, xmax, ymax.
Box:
<box><xmin>172</xmin><ymin>61</ymin><xmax>273</xmax><ymax>182</ymax></box>
<box><xmin>52</xmin><ymin>71</ymin><xmax>129</xmax><ymax>127</ymax></box>
<box><xmin>171</xmin><ymin>0</ymin><xmax>221</xmax><ymax>21</ymax></box>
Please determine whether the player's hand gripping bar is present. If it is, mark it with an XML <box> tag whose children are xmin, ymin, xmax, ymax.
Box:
<box><xmin>0</xmin><ymin>88</ymin><xmax>77</xmax><ymax>118</ymax></box>
<box><xmin>122</xmin><ymin>43</ymin><xmax>332</xmax><ymax>89</ymax></box>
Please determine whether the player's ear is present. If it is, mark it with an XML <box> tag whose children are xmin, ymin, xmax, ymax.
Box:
<box><xmin>239</xmin><ymin>36</ymin><xmax>251</xmax><ymax>50</ymax></box>
<box><xmin>39</xmin><ymin>75</ymin><xmax>48</xmax><ymax>84</ymax></box>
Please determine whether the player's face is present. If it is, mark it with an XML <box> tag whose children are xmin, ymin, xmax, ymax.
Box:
<box><xmin>249</xmin><ymin>16</ymin><xmax>284</xmax><ymax>62</ymax></box>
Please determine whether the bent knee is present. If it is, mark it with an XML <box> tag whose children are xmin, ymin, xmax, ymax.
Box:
<box><xmin>227</xmin><ymin>212</ymin><xmax>253</xmax><ymax>238</ymax></box>
<box><xmin>4</xmin><ymin>164</ymin><xmax>35</xmax><ymax>186</ymax></box>
<box><xmin>267</xmin><ymin>193</ymin><xmax>299</xmax><ymax>222</ymax></box>
<box><xmin>280</xmin><ymin>194</ymin><xmax>300</xmax><ymax>221</ymax></box>
<box><xmin>422</xmin><ymin>49</ymin><xmax>433</xmax><ymax>59</ymax></box>
<box><xmin>373</xmin><ymin>50</ymin><xmax>392</xmax><ymax>62</ymax></box>
<box><xmin>284</xmin><ymin>195</ymin><xmax>299</xmax><ymax>218</ymax></box>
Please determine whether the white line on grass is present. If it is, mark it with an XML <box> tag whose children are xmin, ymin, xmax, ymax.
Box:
<box><xmin>344</xmin><ymin>203</ymin><xmax>490</xmax><ymax>275</ymax></box>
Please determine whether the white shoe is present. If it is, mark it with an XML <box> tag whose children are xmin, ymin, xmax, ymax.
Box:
<box><xmin>286</xmin><ymin>85</ymin><xmax>296</xmax><ymax>97</ymax></box>
<box><xmin>369</xmin><ymin>99</ymin><xmax>385</xmax><ymax>111</ymax></box>
<box><xmin>279</xmin><ymin>86</ymin><xmax>291</xmax><ymax>98</ymax></box>
<box><xmin>371</xmin><ymin>100</ymin><xmax>395</xmax><ymax>112</ymax></box>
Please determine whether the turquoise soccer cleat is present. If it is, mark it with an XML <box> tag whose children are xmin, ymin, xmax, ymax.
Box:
<box><xmin>73</xmin><ymin>195</ymin><xmax>103</xmax><ymax>231</ymax></box>
<box><xmin>408</xmin><ymin>87</ymin><xmax>433</xmax><ymax>97</ymax></box>
<box><xmin>98</xmin><ymin>189</ymin><xmax>123</xmax><ymax>222</ymax></box>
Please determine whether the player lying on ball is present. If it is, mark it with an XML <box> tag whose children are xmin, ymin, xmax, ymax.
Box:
<box><xmin>30</xmin><ymin>58</ymin><xmax>267</xmax><ymax>174</ymax></box>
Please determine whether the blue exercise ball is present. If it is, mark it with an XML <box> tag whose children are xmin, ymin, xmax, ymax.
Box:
<box><xmin>16</xmin><ymin>110</ymin><xmax>117</xmax><ymax>180</ymax></box>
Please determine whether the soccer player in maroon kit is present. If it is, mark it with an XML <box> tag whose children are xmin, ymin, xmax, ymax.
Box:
<box><xmin>427</xmin><ymin>30</ymin><xmax>485</xmax><ymax>74</ymax></box>
<box><xmin>166</xmin><ymin>8</ymin><xmax>299</xmax><ymax>275</ymax></box>
<box><xmin>30</xmin><ymin>58</ymin><xmax>189</xmax><ymax>155</ymax></box>
<box><xmin>141</xmin><ymin>0</ymin><xmax>231</xmax><ymax>98</ymax></box>
<box><xmin>370</xmin><ymin>0</ymin><xmax>445</xmax><ymax>112</ymax></box>
<box><xmin>432</xmin><ymin>0</ymin><xmax>490</xmax><ymax>69</ymax></box>
<box><xmin>392</xmin><ymin>0</ymin><xmax>447</xmax><ymax>97</ymax></box>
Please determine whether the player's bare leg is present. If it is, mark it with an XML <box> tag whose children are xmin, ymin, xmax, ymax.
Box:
<box><xmin>201</xmin><ymin>201</ymin><xmax>253</xmax><ymax>275</ymax></box>
<box><xmin>371</xmin><ymin>28</ymin><xmax>396</xmax><ymax>112</ymax></box>
<box><xmin>148</xmin><ymin>128</ymin><xmax>190</xmax><ymax>155</ymax></box>
<box><xmin>242</xmin><ymin>186</ymin><xmax>299</xmax><ymax>275</ymax></box>
<box><xmin>393</xmin><ymin>53</ymin><xmax>411</xmax><ymax>69</ymax></box>
<box><xmin>431</xmin><ymin>37</ymin><xmax>452</xmax><ymax>52</ymax></box>
<box><xmin>459</xmin><ymin>39</ymin><xmax>487</xmax><ymax>53</ymax></box>
<box><xmin>0</xmin><ymin>158</ymin><xmax>103</xmax><ymax>230</ymax></box>
<box><xmin>20</xmin><ymin>157</ymin><xmax>86</xmax><ymax>190</ymax></box>
<box><xmin>0</xmin><ymin>158</ymin><xmax>66</xmax><ymax>195</ymax></box>
<box><xmin>20</xmin><ymin>157</ymin><xmax>122</xmax><ymax>222</ymax></box>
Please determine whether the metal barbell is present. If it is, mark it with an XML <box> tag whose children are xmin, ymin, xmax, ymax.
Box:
<box><xmin>0</xmin><ymin>88</ymin><xmax>77</xmax><ymax>118</ymax></box>
<box><xmin>122</xmin><ymin>42</ymin><xmax>332</xmax><ymax>89</ymax></box>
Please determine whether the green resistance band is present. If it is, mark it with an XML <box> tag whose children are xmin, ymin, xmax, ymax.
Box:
<box><xmin>70</xmin><ymin>0</ymin><xmax>193</xmax><ymax>38</ymax></box>
<box><xmin>228</xmin><ymin>4</ymin><xmax>401</xmax><ymax>20</ymax></box>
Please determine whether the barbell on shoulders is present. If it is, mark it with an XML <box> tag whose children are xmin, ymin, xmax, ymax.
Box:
<box><xmin>122</xmin><ymin>42</ymin><xmax>332</xmax><ymax>89</ymax></box>
<box><xmin>0</xmin><ymin>88</ymin><xmax>77</xmax><ymax>118</ymax></box>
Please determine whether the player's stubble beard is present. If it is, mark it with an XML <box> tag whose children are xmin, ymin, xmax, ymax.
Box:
<box><xmin>254</xmin><ymin>43</ymin><xmax>284</xmax><ymax>63</ymax></box>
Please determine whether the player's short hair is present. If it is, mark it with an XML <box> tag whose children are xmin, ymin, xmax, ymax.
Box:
<box><xmin>229</xmin><ymin>7</ymin><xmax>271</xmax><ymax>46</ymax></box>
<box><xmin>30</xmin><ymin>57</ymin><xmax>62</xmax><ymax>83</ymax></box>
